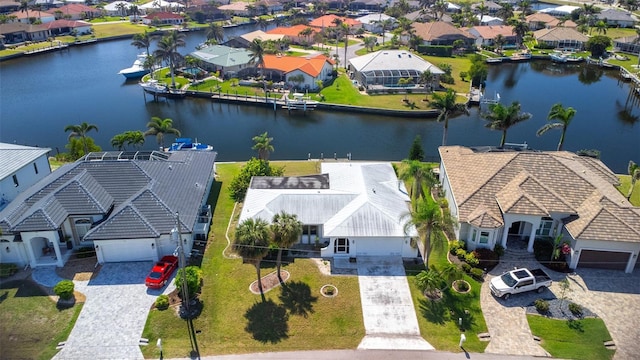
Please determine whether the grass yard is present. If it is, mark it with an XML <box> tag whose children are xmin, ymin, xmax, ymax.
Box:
<box><xmin>0</xmin><ymin>279</ymin><xmax>83</xmax><ymax>360</ymax></box>
<box><xmin>616</xmin><ymin>175</ymin><xmax>640</xmax><ymax>206</ymax></box>
<box><xmin>527</xmin><ymin>315</ymin><xmax>615</xmax><ymax>360</ymax></box>
<box><xmin>141</xmin><ymin>161</ymin><xmax>364</xmax><ymax>359</ymax></box>
<box><xmin>91</xmin><ymin>22</ymin><xmax>150</xmax><ymax>38</ymax></box>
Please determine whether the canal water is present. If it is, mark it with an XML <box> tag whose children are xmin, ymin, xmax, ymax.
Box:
<box><xmin>0</xmin><ymin>29</ymin><xmax>638</xmax><ymax>173</ymax></box>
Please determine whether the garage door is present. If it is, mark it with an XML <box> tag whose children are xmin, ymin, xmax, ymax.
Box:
<box><xmin>578</xmin><ymin>250</ymin><xmax>630</xmax><ymax>271</ymax></box>
<box><xmin>100</xmin><ymin>241</ymin><xmax>154</xmax><ymax>263</ymax></box>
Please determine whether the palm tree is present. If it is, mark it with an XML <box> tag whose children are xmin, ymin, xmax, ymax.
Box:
<box><xmin>271</xmin><ymin>212</ymin><xmax>303</xmax><ymax>282</ymax></box>
<box><xmin>153</xmin><ymin>30</ymin><xmax>186</xmax><ymax>89</ymax></box>
<box><xmin>363</xmin><ymin>36</ymin><xmax>377</xmax><ymax>52</ymax></box>
<box><xmin>536</xmin><ymin>103</ymin><xmax>577</xmax><ymax>151</ymax></box>
<box><xmin>378</xmin><ymin>18</ymin><xmax>393</xmax><ymax>45</ymax></box>
<box><xmin>493</xmin><ymin>34</ymin><xmax>506</xmax><ymax>53</ymax></box>
<box><xmin>431</xmin><ymin>89</ymin><xmax>469</xmax><ymax>146</ymax></box>
<box><xmin>403</xmin><ymin>197</ymin><xmax>455</xmax><ymax>266</ymax></box>
<box><xmin>298</xmin><ymin>27</ymin><xmax>314</xmax><ymax>47</ymax></box>
<box><xmin>510</xmin><ymin>19</ymin><xmax>529</xmax><ymax>48</ymax></box>
<box><xmin>234</xmin><ymin>218</ymin><xmax>271</xmax><ymax>295</ymax></box>
<box><xmin>397</xmin><ymin>159</ymin><xmax>436</xmax><ymax>203</ymax></box>
<box><xmin>341</xmin><ymin>22</ymin><xmax>351</xmax><ymax>69</ymax></box>
<box><xmin>205</xmin><ymin>22</ymin><xmax>224</xmax><ymax>45</ymax></box>
<box><xmin>125</xmin><ymin>130</ymin><xmax>145</xmax><ymax>149</ymax></box>
<box><xmin>144</xmin><ymin>116</ymin><xmax>181</xmax><ymax>150</ymax></box>
<box><xmin>626</xmin><ymin>161</ymin><xmax>640</xmax><ymax>200</ymax></box>
<box><xmin>132</xmin><ymin>31</ymin><xmax>154</xmax><ymax>56</ymax></box>
<box><xmin>248</xmin><ymin>38</ymin><xmax>266</xmax><ymax>79</ymax></box>
<box><xmin>111</xmin><ymin>133</ymin><xmax>128</xmax><ymax>150</ymax></box>
<box><xmin>19</xmin><ymin>0</ymin><xmax>30</xmax><ymax>24</ymax></box>
<box><xmin>252</xmin><ymin>131</ymin><xmax>274</xmax><ymax>160</ymax></box>
<box><xmin>481</xmin><ymin>101</ymin><xmax>532</xmax><ymax>147</ymax></box>
<box><xmin>64</xmin><ymin>122</ymin><xmax>98</xmax><ymax>155</ymax></box>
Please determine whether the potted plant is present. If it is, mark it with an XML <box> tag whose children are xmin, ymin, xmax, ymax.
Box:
<box><xmin>65</xmin><ymin>235</ymin><xmax>73</xmax><ymax>250</ymax></box>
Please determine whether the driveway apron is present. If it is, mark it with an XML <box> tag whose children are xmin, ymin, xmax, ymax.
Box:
<box><xmin>356</xmin><ymin>257</ymin><xmax>434</xmax><ymax>351</ymax></box>
<box><xmin>50</xmin><ymin>262</ymin><xmax>173</xmax><ymax>360</ymax></box>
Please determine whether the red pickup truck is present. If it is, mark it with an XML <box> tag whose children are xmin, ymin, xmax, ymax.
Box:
<box><xmin>145</xmin><ymin>255</ymin><xmax>179</xmax><ymax>289</ymax></box>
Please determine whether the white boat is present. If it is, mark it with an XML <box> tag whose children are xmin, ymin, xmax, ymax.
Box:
<box><xmin>139</xmin><ymin>79</ymin><xmax>168</xmax><ymax>95</ymax></box>
<box><xmin>283</xmin><ymin>93</ymin><xmax>318</xmax><ymax>111</ymax></box>
<box><xmin>167</xmin><ymin>138</ymin><xmax>214</xmax><ymax>151</ymax></box>
<box><xmin>549</xmin><ymin>52</ymin><xmax>568</xmax><ymax>63</ymax></box>
<box><xmin>118</xmin><ymin>54</ymin><xmax>150</xmax><ymax>79</ymax></box>
<box><xmin>510</xmin><ymin>51</ymin><xmax>532</xmax><ymax>61</ymax></box>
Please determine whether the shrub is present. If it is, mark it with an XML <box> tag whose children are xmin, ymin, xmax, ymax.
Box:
<box><xmin>534</xmin><ymin>298</ymin><xmax>549</xmax><ymax>313</ymax></box>
<box><xmin>470</xmin><ymin>267</ymin><xmax>484</xmax><ymax>281</ymax></box>
<box><xmin>464</xmin><ymin>252</ymin><xmax>479</xmax><ymax>267</ymax></box>
<box><xmin>449</xmin><ymin>240</ymin><xmax>462</xmax><ymax>255</ymax></box>
<box><xmin>174</xmin><ymin>266</ymin><xmax>203</xmax><ymax>298</ymax></box>
<box><xmin>461</xmin><ymin>263</ymin><xmax>472</xmax><ymax>274</ymax></box>
<box><xmin>455</xmin><ymin>280</ymin><xmax>469</xmax><ymax>292</ymax></box>
<box><xmin>155</xmin><ymin>295</ymin><xmax>170</xmax><ymax>310</ymax></box>
<box><xmin>472</xmin><ymin>248</ymin><xmax>499</xmax><ymax>268</ymax></box>
<box><xmin>533</xmin><ymin>240</ymin><xmax>554</xmax><ymax>260</ymax></box>
<box><xmin>228</xmin><ymin>158</ymin><xmax>284</xmax><ymax>201</ymax></box>
<box><xmin>456</xmin><ymin>248</ymin><xmax>467</xmax><ymax>260</ymax></box>
<box><xmin>54</xmin><ymin>279</ymin><xmax>75</xmax><ymax>300</ymax></box>
<box><xmin>569</xmin><ymin>302</ymin><xmax>583</xmax><ymax>316</ymax></box>
<box><xmin>438</xmin><ymin>197</ymin><xmax>448</xmax><ymax>208</ymax></box>
<box><xmin>0</xmin><ymin>263</ymin><xmax>18</xmax><ymax>278</ymax></box>
<box><xmin>75</xmin><ymin>246</ymin><xmax>96</xmax><ymax>258</ymax></box>
<box><xmin>493</xmin><ymin>243</ymin><xmax>505</xmax><ymax>257</ymax></box>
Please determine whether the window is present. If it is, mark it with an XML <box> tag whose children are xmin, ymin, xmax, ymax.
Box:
<box><xmin>33</xmin><ymin>163</ymin><xmax>39</xmax><ymax>174</ymax></box>
<box><xmin>471</xmin><ymin>229</ymin><xmax>477</xmax><ymax>242</ymax></box>
<box><xmin>12</xmin><ymin>175</ymin><xmax>18</xmax><ymax>187</ymax></box>
<box><xmin>75</xmin><ymin>219</ymin><xmax>92</xmax><ymax>240</ymax></box>
<box><xmin>536</xmin><ymin>217</ymin><xmax>554</xmax><ymax>236</ymax></box>
<box><xmin>302</xmin><ymin>225</ymin><xmax>318</xmax><ymax>236</ymax></box>
<box><xmin>479</xmin><ymin>231</ymin><xmax>490</xmax><ymax>244</ymax></box>
<box><xmin>334</xmin><ymin>238</ymin><xmax>349</xmax><ymax>254</ymax></box>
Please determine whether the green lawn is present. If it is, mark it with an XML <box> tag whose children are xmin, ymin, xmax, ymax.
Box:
<box><xmin>141</xmin><ymin>161</ymin><xmax>364</xmax><ymax>358</ymax></box>
<box><xmin>527</xmin><ymin>315</ymin><xmax>615</xmax><ymax>360</ymax></box>
<box><xmin>617</xmin><ymin>175</ymin><xmax>640</xmax><ymax>206</ymax></box>
<box><xmin>0</xmin><ymin>279</ymin><xmax>83</xmax><ymax>360</ymax></box>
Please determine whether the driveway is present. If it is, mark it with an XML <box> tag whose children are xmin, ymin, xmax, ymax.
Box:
<box><xmin>355</xmin><ymin>257</ymin><xmax>433</xmax><ymax>351</ymax></box>
<box><xmin>34</xmin><ymin>262</ymin><xmax>174</xmax><ymax>359</ymax></box>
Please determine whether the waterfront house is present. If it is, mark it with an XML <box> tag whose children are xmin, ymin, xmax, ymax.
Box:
<box><xmin>0</xmin><ymin>23</ymin><xmax>49</xmax><ymax>44</ymax></box>
<box><xmin>477</xmin><ymin>15</ymin><xmax>504</xmax><ymax>26</ymax></box>
<box><xmin>256</xmin><ymin>0</ymin><xmax>284</xmax><ymax>14</ymax></box>
<box><xmin>525</xmin><ymin>12</ymin><xmax>577</xmax><ymax>30</ymax></box>
<box><xmin>217</xmin><ymin>1</ymin><xmax>251</xmax><ymax>17</ymax></box>
<box><xmin>309</xmin><ymin>14</ymin><xmax>362</xmax><ymax>30</ymax></box>
<box><xmin>0</xmin><ymin>143</ymin><xmax>51</xmax><ymax>211</ymax></box>
<box><xmin>267</xmin><ymin>24</ymin><xmax>318</xmax><ymax>45</ymax></box>
<box><xmin>596</xmin><ymin>9</ymin><xmax>636</xmax><ymax>28</ymax></box>
<box><xmin>355</xmin><ymin>13</ymin><xmax>396</xmax><ymax>34</ymax></box>
<box><xmin>614</xmin><ymin>35</ymin><xmax>640</xmax><ymax>55</ymax></box>
<box><xmin>55</xmin><ymin>4</ymin><xmax>102</xmax><ymax>20</ymax></box>
<box><xmin>439</xmin><ymin>146</ymin><xmax>640</xmax><ymax>273</ymax></box>
<box><xmin>190</xmin><ymin>44</ymin><xmax>253</xmax><ymax>78</ymax></box>
<box><xmin>9</xmin><ymin>10</ymin><xmax>56</xmax><ymax>24</ymax></box>
<box><xmin>139</xmin><ymin>0</ymin><xmax>184</xmax><ymax>12</ymax></box>
<box><xmin>468</xmin><ymin>25</ymin><xmax>516</xmax><ymax>49</ymax></box>
<box><xmin>410</xmin><ymin>21</ymin><xmax>475</xmax><ymax>47</ymax></box>
<box><xmin>239</xmin><ymin>162</ymin><xmax>419</xmax><ymax>260</ymax></box>
<box><xmin>142</xmin><ymin>11</ymin><xmax>184</xmax><ymax>26</ymax></box>
<box><xmin>0</xmin><ymin>0</ymin><xmax>20</xmax><ymax>14</ymax></box>
<box><xmin>471</xmin><ymin>1</ymin><xmax>502</xmax><ymax>16</ymax></box>
<box><xmin>0</xmin><ymin>151</ymin><xmax>216</xmax><ymax>268</ymax></box>
<box><xmin>533</xmin><ymin>27</ymin><xmax>589</xmax><ymax>51</ymax></box>
<box><xmin>539</xmin><ymin>5</ymin><xmax>579</xmax><ymax>17</ymax></box>
<box><xmin>43</xmin><ymin>19</ymin><xmax>92</xmax><ymax>36</ymax></box>
<box><xmin>262</xmin><ymin>54</ymin><xmax>334</xmax><ymax>90</ymax></box>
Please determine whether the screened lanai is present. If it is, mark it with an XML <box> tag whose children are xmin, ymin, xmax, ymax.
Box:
<box><xmin>356</xmin><ymin>69</ymin><xmax>424</xmax><ymax>87</ymax></box>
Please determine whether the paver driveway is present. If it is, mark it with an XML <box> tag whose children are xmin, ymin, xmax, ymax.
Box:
<box><xmin>355</xmin><ymin>257</ymin><xmax>433</xmax><ymax>351</ymax></box>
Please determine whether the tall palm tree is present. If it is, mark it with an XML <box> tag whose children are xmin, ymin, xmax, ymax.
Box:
<box><xmin>298</xmin><ymin>27</ymin><xmax>313</xmax><ymax>47</ymax></box>
<box><xmin>403</xmin><ymin>197</ymin><xmax>455</xmax><ymax>266</ymax></box>
<box><xmin>431</xmin><ymin>88</ymin><xmax>469</xmax><ymax>146</ymax></box>
<box><xmin>510</xmin><ymin>19</ymin><xmax>529</xmax><ymax>48</ymax></box>
<box><xmin>341</xmin><ymin>22</ymin><xmax>351</xmax><ymax>69</ymax></box>
<box><xmin>248</xmin><ymin>38</ymin><xmax>266</xmax><ymax>79</ymax></box>
<box><xmin>19</xmin><ymin>0</ymin><xmax>30</xmax><ymax>23</ymax></box>
<box><xmin>131</xmin><ymin>31</ymin><xmax>154</xmax><ymax>56</ymax></box>
<box><xmin>234</xmin><ymin>218</ymin><xmax>271</xmax><ymax>295</ymax></box>
<box><xmin>626</xmin><ymin>160</ymin><xmax>640</xmax><ymax>200</ymax></box>
<box><xmin>64</xmin><ymin>122</ymin><xmax>98</xmax><ymax>155</ymax></box>
<box><xmin>125</xmin><ymin>130</ymin><xmax>145</xmax><ymax>149</ymax></box>
<box><xmin>397</xmin><ymin>159</ymin><xmax>436</xmax><ymax>203</ymax></box>
<box><xmin>205</xmin><ymin>22</ymin><xmax>224</xmax><ymax>45</ymax></box>
<box><xmin>271</xmin><ymin>212</ymin><xmax>303</xmax><ymax>282</ymax></box>
<box><xmin>252</xmin><ymin>131</ymin><xmax>274</xmax><ymax>160</ymax></box>
<box><xmin>481</xmin><ymin>101</ymin><xmax>532</xmax><ymax>147</ymax></box>
<box><xmin>153</xmin><ymin>30</ymin><xmax>186</xmax><ymax>89</ymax></box>
<box><xmin>144</xmin><ymin>116</ymin><xmax>181</xmax><ymax>150</ymax></box>
<box><xmin>536</xmin><ymin>103</ymin><xmax>577</xmax><ymax>151</ymax></box>
<box><xmin>110</xmin><ymin>133</ymin><xmax>128</xmax><ymax>150</ymax></box>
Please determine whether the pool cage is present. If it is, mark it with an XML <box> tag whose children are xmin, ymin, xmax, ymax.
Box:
<box><xmin>355</xmin><ymin>69</ymin><xmax>424</xmax><ymax>88</ymax></box>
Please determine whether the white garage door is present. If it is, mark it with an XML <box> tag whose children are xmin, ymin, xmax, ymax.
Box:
<box><xmin>100</xmin><ymin>241</ymin><xmax>154</xmax><ymax>263</ymax></box>
<box><xmin>355</xmin><ymin>238</ymin><xmax>403</xmax><ymax>256</ymax></box>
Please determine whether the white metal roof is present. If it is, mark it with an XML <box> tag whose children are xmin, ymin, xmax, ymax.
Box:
<box><xmin>0</xmin><ymin>142</ymin><xmax>50</xmax><ymax>181</ymax></box>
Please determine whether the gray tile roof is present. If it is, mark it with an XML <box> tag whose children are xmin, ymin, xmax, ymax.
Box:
<box><xmin>0</xmin><ymin>151</ymin><xmax>216</xmax><ymax>240</ymax></box>
<box><xmin>0</xmin><ymin>142</ymin><xmax>50</xmax><ymax>181</ymax></box>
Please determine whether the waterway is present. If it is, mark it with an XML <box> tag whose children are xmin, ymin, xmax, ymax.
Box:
<box><xmin>0</xmin><ymin>29</ymin><xmax>638</xmax><ymax>173</ymax></box>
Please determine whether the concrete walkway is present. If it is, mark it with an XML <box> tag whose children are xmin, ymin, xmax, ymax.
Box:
<box><xmin>34</xmin><ymin>262</ymin><xmax>175</xmax><ymax>360</ymax></box>
<box><xmin>355</xmin><ymin>257</ymin><xmax>433</xmax><ymax>351</ymax></box>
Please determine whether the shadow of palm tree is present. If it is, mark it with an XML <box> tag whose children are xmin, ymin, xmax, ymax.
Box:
<box><xmin>244</xmin><ymin>299</ymin><xmax>289</xmax><ymax>343</ymax></box>
<box><xmin>419</xmin><ymin>297</ymin><xmax>447</xmax><ymax>324</ymax></box>
<box><xmin>279</xmin><ymin>281</ymin><xmax>317</xmax><ymax>318</ymax></box>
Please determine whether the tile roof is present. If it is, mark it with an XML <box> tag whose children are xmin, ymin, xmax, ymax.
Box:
<box><xmin>534</xmin><ymin>27</ymin><xmax>589</xmax><ymax>42</ymax></box>
<box><xmin>469</xmin><ymin>25</ymin><xmax>515</xmax><ymax>39</ymax></box>
<box><xmin>439</xmin><ymin>146</ymin><xmax>640</xmax><ymax>243</ymax></box>
<box><xmin>309</xmin><ymin>15</ymin><xmax>361</xmax><ymax>28</ymax></box>
<box><xmin>42</xmin><ymin>19</ymin><xmax>92</xmax><ymax>29</ymax></box>
<box><xmin>411</xmin><ymin>21</ymin><xmax>475</xmax><ymax>42</ymax></box>
<box><xmin>0</xmin><ymin>143</ymin><xmax>50</xmax><ymax>181</ymax></box>
<box><xmin>266</xmin><ymin>24</ymin><xmax>317</xmax><ymax>37</ymax></box>
<box><xmin>263</xmin><ymin>54</ymin><xmax>332</xmax><ymax>77</ymax></box>
<box><xmin>241</xmin><ymin>29</ymin><xmax>284</xmax><ymax>42</ymax></box>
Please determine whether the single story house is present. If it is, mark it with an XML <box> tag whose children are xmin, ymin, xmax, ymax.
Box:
<box><xmin>43</xmin><ymin>19</ymin><xmax>92</xmax><ymax>36</ymax></box>
<box><xmin>223</xmin><ymin>30</ymin><xmax>284</xmax><ymax>48</ymax></box>
<box><xmin>8</xmin><ymin>10</ymin><xmax>56</xmax><ymax>24</ymax></box>
<box><xmin>0</xmin><ymin>143</ymin><xmax>51</xmax><ymax>211</ymax></box>
<box><xmin>411</xmin><ymin>21</ymin><xmax>475</xmax><ymax>47</ymax></box>
<box><xmin>103</xmin><ymin>1</ymin><xmax>144</xmax><ymax>16</ymax></box>
<box><xmin>477</xmin><ymin>15</ymin><xmax>504</xmax><ymax>26</ymax></box>
<box><xmin>139</xmin><ymin>0</ymin><xmax>184</xmax><ymax>12</ymax></box>
<box><xmin>348</xmin><ymin>49</ymin><xmax>444</xmax><ymax>90</ymax></box>
<box><xmin>0</xmin><ymin>0</ymin><xmax>20</xmax><ymax>14</ymax></box>
<box><xmin>539</xmin><ymin>5</ymin><xmax>579</xmax><ymax>17</ymax></box>
<box><xmin>54</xmin><ymin>4</ymin><xmax>102</xmax><ymax>20</ymax></box>
<box><xmin>533</xmin><ymin>27</ymin><xmax>589</xmax><ymax>51</ymax></box>
<box><xmin>257</xmin><ymin>0</ymin><xmax>284</xmax><ymax>14</ymax></box>
<box><xmin>0</xmin><ymin>23</ymin><xmax>49</xmax><ymax>44</ymax></box>
<box><xmin>439</xmin><ymin>146</ymin><xmax>640</xmax><ymax>273</ymax></box>
<box><xmin>471</xmin><ymin>1</ymin><xmax>502</xmax><ymax>16</ymax></box>
<box><xmin>614</xmin><ymin>35</ymin><xmax>640</xmax><ymax>55</ymax></box>
<box><xmin>262</xmin><ymin>54</ymin><xmax>334</xmax><ymax>90</ymax></box>
<box><xmin>355</xmin><ymin>13</ymin><xmax>396</xmax><ymax>34</ymax></box>
<box><xmin>217</xmin><ymin>1</ymin><xmax>251</xmax><ymax>16</ymax></box>
<box><xmin>238</xmin><ymin>162</ymin><xmax>419</xmax><ymax>260</ymax></box>
<box><xmin>142</xmin><ymin>11</ymin><xmax>184</xmax><ymax>26</ymax></box>
<box><xmin>596</xmin><ymin>9</ymin><xmax>636</xmax><ymax>28</ymax></box>
<box><xmin>190</xmin><ymin>44</ymin><xmax>253</xmax><ymax>77</ymax></box>
<box><xmin>405</xmin><ymin>9</ymin><xmax>452</xmax><ymax>23</ymax></box>
<box><xmin>468</xmin><ymin>25</ymin><xmax>516</xmax><ymax>48</ymax></box>
<box><xmin>525</xmin><ymin>12</ymin><xmax>577</xmax><ymax>30</ymax></box>
<box><xmin>309</xmin><ymin>14</ymin><xmax>362</xmax><ymax>30</ymax></box>
<box><xmin>267</xmin><ymin>25</ymin><xmax>318</xmax><ymax>45</ymax></box>
<box><xmin>0</xmin><ymin>150</ymin><xmax>216</xmax><ymax>268</ymax></box>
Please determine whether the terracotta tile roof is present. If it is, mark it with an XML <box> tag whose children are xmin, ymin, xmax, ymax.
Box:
<box><xmin>10</xmin><ymin>10</ymin><xmax>54</xmax><ymax>19</ymax></box>
<box><xmin>42</xmin><ymin>19</ymin><xmax>92</xmax><ymax>29</ymax></box>
<box><xmin>57</xmin><ymin>4</ymin><xmax>98</xmax><ymax>15</ymax></box>
<box><xmin>525</xmin><ymin>12</ymin><xmax>557</xmax><ymax>23</ymax></box>
<box><xmin>309</xmin><ymin>14</ymin><xmax>361</xmax><ymax>28</ymax></box>
<box><xmin>469</xmin><ymin>25</ymin><xmax>515</xmax><ymax>39</ymax></box>
<box><xmin>439</xmin><ymin>146</ymin><xmax>640</xmax><ymax>243</ymax></box>
<box><xmin>263</xmin><ymin>54</ymin><xmax>331</xmax><ymax>77</ymax></box>
<box><xmin>534</xmin><ymin>27</ymin><xmax>589</xmax><ymax>42</ymax></box>
<box><xmin>267</xmin><ymin>24</ymin><xmax>317</xmax><ymax>37</ymax></box>
<box><xmin>411</xmin><ymin>21</ymin><xmax>474</xmax><ymax>42</ymax></box>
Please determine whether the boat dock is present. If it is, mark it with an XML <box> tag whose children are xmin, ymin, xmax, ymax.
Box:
<box><xmin>209</xmin><ymin>90</ymin><xmax>318</xmax><ymax>113</ymax></box>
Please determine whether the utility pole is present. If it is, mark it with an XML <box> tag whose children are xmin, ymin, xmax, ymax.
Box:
<box><xmin>175</xmin><ymin>212</ymin><xmax>189</xmax><ymax>313</ymax></box>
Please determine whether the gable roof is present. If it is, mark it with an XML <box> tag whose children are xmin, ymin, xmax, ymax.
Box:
<box><xmin>439</xmin><ymin>146</ymin><xmax>640</xmax><ymax>243</ymax></box>
<box><xmin>0</xmin><ymin>151</ymin><xmax>216</xmax><ymax>239</ymax></box>
<box><xmin>0</xmin><ymin>143</ymin><xmax>50</xmax><ymax>181</ymax></box>
<box><xmin>411</xmin><ymin>21</ymin><xmax>474</xmax><ymax>42</ymax></box>
<box><xmin>348</xmin><ymin>49</ymin><xmax>444</xmax><ymax>75</ymax></box>
<box><xmin>241</xmin><ymin>29</ymin><xmax>284</xmax><ymax>42</ymax></box>
<box><xmin>263</xmin><ymin>54</ymin><xmax>332</xmax><ymax>77</ymax></box>
<box><xmin>597</xmin><ymin>8</ymin><xmax>636</xmax><ymax>22</ymax></box>
<box><xmin>239</xmin><ymin>162</ymin><xmax>415</xmax><ymax>238</ymax></box>
<box><xmin>56</xmin><ymin>3</ymin><xmax>98</xmax><ymax>14</ymax></box>
<box><xmin>42</xmin><ymin>19</ymin><xmax>92</xmax><ymax>30</ymax></box>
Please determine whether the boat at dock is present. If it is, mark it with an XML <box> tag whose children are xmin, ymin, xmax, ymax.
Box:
<box><xmin>282</xmin><ymin>93</ymin><xmax>318</xmax><ymax>111</ymax></box>
<box><xmin>549</xmin><ymin>51</ymin><xmax>584</xmax><ymax>63</ymax></box>
<box><xmin>167</xmin><ymin>138</ymin><xmax>214</xmax><ymax>151</ymax></box>
<box><xmin>139</xmin><ymin>79</ymin><xmax>186</xmax><ymax>98</ymax></box>
<box><xmin>119</xmin><ymin>54</ymin><xmax>150</xmax><ymax>79</ymax></box>
<box><xmin>510</xmin><ymin>51</ymin><xmax>532</xmax><ymax>61</ymax></box>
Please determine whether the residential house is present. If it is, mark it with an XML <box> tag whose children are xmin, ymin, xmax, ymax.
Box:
<box><xmin>238</xmin><ymin>162</ymin><xmax>419</xmax><ymax>260</ymax></box>
<box><xmin>0</xmin><ymin>143</ymin><xmax>51</xmax><ymax>211</ymax></box>
<box><xmin>309</xmin><ymin>14</ymin><xmax>362</xmax><ymax>30</ymax></box>
<box><xmin>348</xmin><ymin>0</ymin><xmax>388</xmax><ymax>11</ymax></box>
<box><xmin>9</xmin><ymin>10</ymin><xmax>56</xmax><ymax>24</ymax></box>
<box><xmin>404</xmin><ymin>9</ymin><xmax>452</xmax><ymax>23</ymax></box>
<box><xmin>539</xmin><ymin>5</ymin><xmax>579</xmax><ymax>17</ymax></box>
<box><xmin>43</xmin><ymin>19</ymin><xmax>92</xmax><ymax>35</ymax></box>
<box><xmin>477</xmin><ymin>15</ymin><xmax>503</xmax><ymax>26</ymax></box>
<box><xmin>0</xmin><ymin>23</ymin><xmax>49</xmax><ymax>44</ymax></box>
<box><xmin>0</xmin><ymin>150</ymin><xmax>216</xmax><ymax>268</ymax></box>
<box><xmin>257</xmin><ymin>0</ymin><xmax>284</xmax><ymax>14</ymax></box>
<box><xmin>190</xmin><ymin>44</ymin><xmax>253</xmax><ymax>78</ymax></box>
<box><xmin>614</xmin><ymin>35</ymin><xmax>640</xmax><ymax>55</ymax></box>
<box><xmin>468</xmin><ymin>25</ymin><xmax>516</xmax><ymax>48</ymax></box>
<box><xmin>439</xmin><ymin>146</ymin><xmax>640</xmax><ymax>273</ymax></box>
<box><xmin>266</xmin><ymin>24</ymin><xmax>318</xmax><ymax>45</ymax></box>
<box><xmin>104</xmin><ymin>1</ymin><xmax>138</xmax><ymax>16</ymax></box>
<box><xmin>471</xmin><ymin>1</ymin><xmax>502</xmax><ymax>16</ymax></box>
<box><xmin>54</xmin><ymin>4</ymin><xmax>102</xmax><ymax>20</ymax></box>
<box><xmin>0</xmin><ymin>0</ymin><xmax>20</xmax><ymax>14</ymax></box>
<box><xmin>356</xmin><ymin>13</ymin><xmax>396</xmax><ymax>34</ymax></box>
<box><xmin>411</xmin><ymin>21</ymin><xmax>475</xmax><ymax>47</ymax></box>
<box><xmin>262</xmin><ymin>54</ymin><xmax>334</xmax><ymax>90</ymax></box>
<box><xmin>348</xmin><ymin>50</ymin><xmax>444</xmax><ymax>91</ymax></box>
<box><xmin>218</xmin><ymin>1</ymin><xmax>251</xmax><ymax>16</ymax></box>
<box><xmin>142</xmin><ymin>11</ymin><xmax>184</xmax><ymax>26</ymax></box>
<box><xmin>525</xmin><ymin>12</ymin><xmax>577</xmax><ymax>30</ymax></box>
<box><xmin>223</xmin><ymin>30</ymin><xmax>284</xmax><ymax>48</ymax></box>
<box><xmin>596</xmin><ymin>8</ymin><xmax>636</xmax><ymax>28</ymax></box>
<box><xmin>533</xmin><ymin>27</ymin><xmax>589</xmax><ymax>51</ymax></box>
<box><xmin>139</xmin><ymin>0</ymin><xmax>184</xmax><ymax>12</ymax></box>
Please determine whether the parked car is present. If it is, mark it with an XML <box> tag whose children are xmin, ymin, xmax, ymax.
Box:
<box><xmin>145</xmin><ymin>255</ymin><xmax>179</xmax><ymax>289</ymax></box>
<box><xmin>490</xmin><ymin>267</ymin><xmax>552</xmax><ymax>300</ymax></box>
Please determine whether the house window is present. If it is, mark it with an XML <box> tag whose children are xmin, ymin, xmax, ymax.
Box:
<box><xmin>302</xmin><ymin>225</ymin><xmax>318</xmax><ymax>236</ymax></box>
<box><xmin>334</xmin><ymin>238</ymin><xmax>349</xmax><ymax>254</ymax></box>
<box><xmin>33</xmin><ymin>163</ymin><xmax>39</xmax><ymax>174</ymax></box>
<box><xmin>479</xmin><ymin>231</ymin><xmax>490</xmax><ymax>244</ymax></box>
<box><xmin>536</xmin><ymin>217</ymin><xmax>554</xmax><ymax>236</ymax></box>
<box><xmin>75</xmin><ymin>219</ymin><xmax>92</xmax><ymax>240</ymax></box>
<box><xmin>12</xmin><ymin>175</ymin><xmax>18</xmax><ymax>187</ymax></box>
<box><xmin>471</xmin><ymin>229</ymin><xmax>477</xmax><ymax>242</ymax></box>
